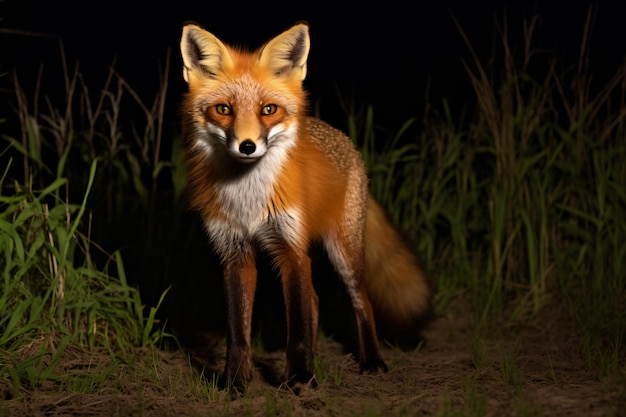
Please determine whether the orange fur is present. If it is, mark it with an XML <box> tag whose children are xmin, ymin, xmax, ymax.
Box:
<box><xmin>274</xmin><ymin>136</ymin><xmax>346</xmax><ymax>234</ymax></box>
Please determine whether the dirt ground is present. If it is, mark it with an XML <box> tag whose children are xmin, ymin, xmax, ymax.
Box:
<box><xmin>1</xmin><ymin>298</ymin><xmax>623</xmax><ymax>417</ymax></box>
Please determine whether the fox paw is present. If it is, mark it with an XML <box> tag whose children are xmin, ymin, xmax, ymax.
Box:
<box><xmin>222</xmin><ymin>368</ymin><xmax>253</xmax><ymax>395</ymax></box>
<box><xmin>359</xmin><ymin>357</ymin><xmax>389</xmax><ymax>374</ymax></box>
<box><xmin>284</xmin><ymin>370</ymin><xmax>318</xmax><ymax>393</ymax></box>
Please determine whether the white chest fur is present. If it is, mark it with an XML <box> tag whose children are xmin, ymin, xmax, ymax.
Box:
<box><xmin>199</xmin><ymin>125</ymin><xmax>305</xmax><ymax>255</ymax></box>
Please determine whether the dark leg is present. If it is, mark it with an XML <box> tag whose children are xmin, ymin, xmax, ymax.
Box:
<box><xmin>276</xmin><ymin>249</ymin><xmax>319</xmax><ymax>387</ymax></box>
<box><xmin>324</xmin><ymin>234</ymin><xmax>388</xmax><ymax>373</ymax></box>
<box><xmin>222</xmin><ymin>251</ymin><xmax>257</xmax><ymax>392</ymax></box>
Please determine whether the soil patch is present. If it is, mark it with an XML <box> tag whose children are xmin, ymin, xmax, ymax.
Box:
<box><xmin>2</xmin><ymin>300</ymin><xmax>623</xmax><ymax>416</ymax></box>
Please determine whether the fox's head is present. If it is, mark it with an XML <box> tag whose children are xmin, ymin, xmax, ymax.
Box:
<box><xmin>180</xmin><ymin>23</ymin><xmax>310</xmax><ymax>163</ymax></box>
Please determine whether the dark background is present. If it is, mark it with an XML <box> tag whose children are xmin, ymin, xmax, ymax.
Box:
<box><xmin>3</xmin><ymin>1</ymin><xmax>626</xmax><ymax>131</ymax></box>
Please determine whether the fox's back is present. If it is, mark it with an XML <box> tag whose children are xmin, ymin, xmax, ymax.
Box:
<box><xmin>305</xmin><ymin>117</ymin><xmax>366</xmax><ymax>178</ymax></box>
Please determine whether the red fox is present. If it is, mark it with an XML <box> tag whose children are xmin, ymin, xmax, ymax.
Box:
<box><xmin>179</xmin><ymin>21</ymin><xmax>431</xmax><ymax>391</ymax></box>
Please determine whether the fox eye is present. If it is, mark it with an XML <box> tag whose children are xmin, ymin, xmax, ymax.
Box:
<box><xmin>261</xmin><ymin>104</ymin><xmax>277</xmax><ymax>115</ymax></box>
<box><xmin>215</xmin><ymin>104</ymin><xmax>231</xmax><ymax>115</ymax></box>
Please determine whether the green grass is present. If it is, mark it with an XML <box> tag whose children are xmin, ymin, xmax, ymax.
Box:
<box><xmin>0</xmin><ymin>48</ymin><xmax>175</xmax><ymax>398</ymax></box>
<box><xmin>0</xmin><ymin>153</ymin><xmax>172</xmax><ymax>395</ymax></box>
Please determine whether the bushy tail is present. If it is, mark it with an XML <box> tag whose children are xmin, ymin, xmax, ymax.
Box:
<box><xmin>364</xmin><ymin>195</ymin><xmax>432</xmax><ymax>340</ymax></box>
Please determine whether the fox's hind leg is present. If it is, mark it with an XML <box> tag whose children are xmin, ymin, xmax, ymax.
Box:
<box><xmin>323</xmin><ymin>229</ymin><xmax>388</xmax><ymax>373</ymax></box>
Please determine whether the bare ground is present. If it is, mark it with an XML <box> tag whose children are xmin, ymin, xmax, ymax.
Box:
<box><xmin>1</xmin><ymin>299</ymin><xmax>624</xmax><ymax>417</ymax></box>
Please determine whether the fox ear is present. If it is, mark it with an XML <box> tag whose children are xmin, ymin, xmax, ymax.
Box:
<box><xmin>259</xmin><ymin>23</ymin><xmax>310</xmax><ymax>80</ymax></box>
<box><xmin>180</xmin><ymin>24</ymin><xmax>233</xmax><ymax>83</ymax></box>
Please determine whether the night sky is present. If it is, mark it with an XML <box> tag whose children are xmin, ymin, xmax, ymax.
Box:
<box><xmin>2</xmin><ymin>1</ymin><xmax>626</xmax><ymax>132</ymax></box>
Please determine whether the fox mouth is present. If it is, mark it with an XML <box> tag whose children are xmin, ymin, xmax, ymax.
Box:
<box><xmin>234</xmin><ymin>153</ymin><xmax>263</xmax><ymax>163</ymax></box>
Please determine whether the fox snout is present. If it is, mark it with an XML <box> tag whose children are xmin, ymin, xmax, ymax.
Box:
<box><xmin>222</xmin><ymin>116</ymin><xmax>267</xmax><ymax>162</ymax></box>
<box><xmin>227</xmin><ymin>135</ymin><xmax>267</xmax><ymax>162</ymax></box>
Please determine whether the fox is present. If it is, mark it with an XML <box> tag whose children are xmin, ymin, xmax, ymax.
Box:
<box><xmin>179</xmin><ymin>21</ymin><xmax>431</xmax><ymax>391</ymax></box>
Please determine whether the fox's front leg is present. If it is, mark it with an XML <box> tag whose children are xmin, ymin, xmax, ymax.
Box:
<box><xmin>276</xmin><ymin>248</ymin><xmax>319</xmax><ymax>387</ymax></box>
<box><xmin>222</xmin><ymin>248</ymin><xmax>257</xmax><ymax>392</ymax></box>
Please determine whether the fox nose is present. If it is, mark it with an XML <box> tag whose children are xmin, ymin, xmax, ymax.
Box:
<box><xmin>239</xmin><ymin>139</ymin><xmax>256</xmax><ymax>155</ymax></box>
